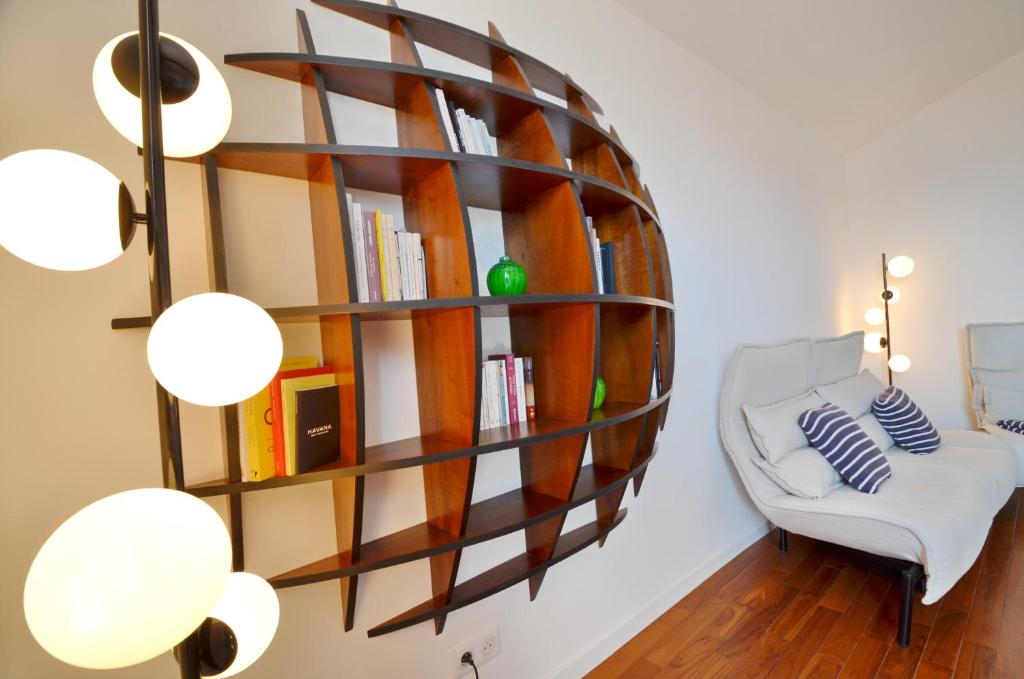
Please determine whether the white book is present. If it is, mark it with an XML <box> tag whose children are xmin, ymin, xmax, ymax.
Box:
<box><xmin>410</xmin><ymin>232</ymin><xmax>424</xmax><ymax>299</ymax></box>
<box><xmin>473</xmin><ymin>118</ymin><xmax>490</xmax><ymax>156</ymax></box>
<box><xmin>399</xmin><ymin>232</ymin><xmax>413</xmax><ymax>301</ymax></box>
<box><xmin>456</xmin><ymin>109</ymin><xmax>478</xmax><ymax>154</ymax></box>
<box><xmin>419</xmin><ymin>243</ymin><xmax>428</xmax><ymax>300</ymax></box>
<box><xmin>496</xmin><ymin>360</ymin><xmax>509</xmax><ymax>426</ymax></box>
<box><xmin>593</xmin><ymin>229</ymin><xmax>604</xmax><ymax>293</ymax></box>
<box><xmin>350</xmin><ymin>201</ymin><xmax>369</xmax><ymax>303</ymax></box>
<box><xmin>514</xmin><ymin>357</ymin><xmax>527</xmax><ymax>422</ymax></box>
<box><xmin>490</xmin><ymin>361</ymin><xmax>503</xmax><ymax>428</ymax></box>
<box><xmin>483</xmin><ymin>361</ymin><xmax>499</xmax><ymax>429</ymax></box>
<box><xmin>434</xmin><ymin>88</ymin><xmax>460</xmax><ymax>153</ymax></box>
<box><xmin>479</xmin><ymin>362</ymin><xmax>490</xmax><ymax>431</ymax></box>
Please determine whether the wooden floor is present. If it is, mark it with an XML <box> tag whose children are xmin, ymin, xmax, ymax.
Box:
<box><xmin>587</xmin><ymin>488</ymin><xmax>1024</xmax><ymax>679</ymax></box>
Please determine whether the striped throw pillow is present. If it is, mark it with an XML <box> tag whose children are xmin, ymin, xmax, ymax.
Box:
<box><xmin>798</xmin><ymin>403</ymin><xmax>892</xmax><ymax>494</ymax></box>
<box><xmin>872</xmin><ymin>386</ymin><xmax>941</xmax><ymax>454</ymax></box>
<box><xmin>999</xmin><ymin>419</ymin><xmax>1024</xmax><ymax>435</ymax></box>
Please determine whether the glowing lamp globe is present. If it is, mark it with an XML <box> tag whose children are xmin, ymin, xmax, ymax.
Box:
<box><xmin>93</xmin><ymin>32</ymin><xmax>231</xmax><ymax>157</ymax></box>
<box><xmin>889</xmin><ymin>354</ymin><xmax>912</xmax><ymax>373</ymax></box>
<box><xmin>878</xmin><ymin>287</ymin><xmax>901</xmax><ymax>305</ymax></box>
<box><xmin>23</xmin><ymin>489</ymin><xmax>231</xmax><ymax>669</ymax></box>
<box><xmin>0</xmin><ymin>150</ymin><xmax>132</xmax><ymax>271</ymax></box>
<box><xmin>864</xmin><ymin>308</ymin><xmax>885</xmax><ymax>326</ymax></box>
<box><xmin>147</xmin><ymin>293</ymin><xmax>282</xmax><ymax>407</ymax></box>
<box><xmin>864</xmin><ymin>332</ymin><xmax>885</xmax><ymax>354</ymax></box>
<box><xmin>887</xmin><ymin>256</ymin><xmax>915</xmax><ymax>278</ymax></box>
<box><xmin>206</xmin><ymin>573</ymin><xmax>280</xmax><ymax>677</ymax></box>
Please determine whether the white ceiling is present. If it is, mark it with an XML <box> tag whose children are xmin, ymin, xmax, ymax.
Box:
<box><xmin>616</xmin><ymin>0</ymin><xmax>1024</xmax><ymax>154</ymax></box>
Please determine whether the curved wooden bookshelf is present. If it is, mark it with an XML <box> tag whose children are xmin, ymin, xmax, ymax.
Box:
<box><xmin>161</xmin><ymin>2</ymin><xmax>673</xmax><ymax>637</ymax></box>
<box><xmin>224</xmin><ymin>53</ymin><xmax>637</xmax><ymax>168</ymax></box>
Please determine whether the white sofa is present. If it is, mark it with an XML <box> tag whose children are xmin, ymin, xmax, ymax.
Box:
<box><xmin>720</xmin><ymin>331</ymin><xmax>1015</xmax><ymax>645</ymax></box>
<box><xmin>967</xmin><ymin>321</ymin><xmax>1024</xmax><ymax>482</ymax></box>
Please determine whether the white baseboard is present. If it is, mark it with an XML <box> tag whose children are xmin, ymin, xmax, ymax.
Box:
<box><xmin>545</xmin><ymin>519</ymin><xmax>771</xmax><ymax>679</ymax></box>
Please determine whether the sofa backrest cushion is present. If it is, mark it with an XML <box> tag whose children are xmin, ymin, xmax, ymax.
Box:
<box><xmin>799</xmin><ymin>403</ymin><xmax>892</xmax><ymax>493</ymax></box>
<box><xmin>743</xmin><ymin>390</ymin><xmax>824</xmax><ymax>465</ymax></box>
<box><xmin>816</xmin><ymin>369</ymin><xmax>886</xmax><ymax>419</ymax></box>
<box><xmin>983</xmin><ymin>385</ymin><xmax>1024</xmax><ymax>425</ymax></box>
<box><xmin>872</xmin><ymin>386</ymin><xmax>941</xmax><ymax>454</ymax></box>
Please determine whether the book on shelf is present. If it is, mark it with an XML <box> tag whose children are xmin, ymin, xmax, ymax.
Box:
<box><xmin>480</xmin><ymin>353</ymin><xmax>535</xmax><ymax>431</ymax></box>
<box><xmin>269</xmin><ymin>365</ymin><xmax>333</xmax><ymax>477</ymax></box>
<box><xmin>435</xmin><ymin>88</ymin><xmax>461</xmax><ymax>152</ymax></box>
<box><xmin>523</xmin><ymin>356</ymin><xmax>536</xmax><ymax>421</ymax></box>
<box><xmin>345</xmin><ymin>194</ymin><xmax>369</xmax><ymax>303</ymax></box>
<box><xmin>353</xmin><ymin>207</ymin><xmax>427</xmax><ymax>302</ymax></box>
<box><xmin>452</xmin><ymin>107</ymin><xmax>497</xmax><ymax>157</ymax></box>
<box><xmin>294</xmin><ymin>384</ymin><xmax>341</xmax><ymax>474</ymax></box>
<box><xmin>281</xmin><ymin>372</ymin><xmax>336</xmax><ymax>476</ymax></box>
<box><xmin>587</xmin><ymin>216</ymin><xmax>603</xmax><ymax>293</ymax></box>
<box><xmin>242</xmin><ymin>355</ymin><xmax>318</xmax><ymax>481</ymax></box>
<box><xmin>600</xmin><ymin>242</ymin><xmax>616</xmax><ymax>294</ymax></box>
<box><xmin>363</xmin><ymin>210</ymin><xmax>382</xmax><ymax>303</ymax></box>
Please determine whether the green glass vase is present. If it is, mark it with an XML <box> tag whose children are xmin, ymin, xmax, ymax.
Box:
<box><xmin>593</xmin><ymin>377</ymin><xmax>606</xmax><ymax>410</ymax></box>
<box><xmin>486</xmin><ymin>255</ymin><xmax>527</xmax><ymax>296</ymax></box>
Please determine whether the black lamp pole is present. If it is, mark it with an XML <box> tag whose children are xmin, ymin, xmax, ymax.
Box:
<box><xmin>137</xmin><ymin>0</ymin><xmax>198</xmax><ymax>676</ymax></box>
<box><xmin>881</xmin><ymin>252</ymin><xmax>893</xmax><ymax>386</ymax></box>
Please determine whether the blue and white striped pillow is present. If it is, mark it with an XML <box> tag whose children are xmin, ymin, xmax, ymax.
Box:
<box><xmin>798</xmin><ymin>403</ymin><xmax>892</xmax><ymax>494</ymax></box>
<box><xmin>872</xmin><ymin>386</ymin><xmax>941</xmax><ymax>454</ymax></box>
<box><xmin>999</xmin><ymin>419</ymin><xmax>1024</xmax><ymax>435</ymax></box>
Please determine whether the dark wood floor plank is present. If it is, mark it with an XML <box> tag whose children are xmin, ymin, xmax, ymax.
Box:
<box><xmin>964</xmin><ymin>573</ymin><xmax>1008</xmax><ymax>648</ymax></box>
<box><xmin>821</xmin><ymin>561</ymin><xmax>871</xmax><ymax>612</ymax></box>
<box><xmin>992</xmin><ymin>593</ymin><xmax>1024</xmax><ymax>679</ymax></box>
<box><xmin>837</xmin><ymin>636</ymin><xmax>889</xmax><ymax>679</ymax></box>
<box><xmin>817</xmin><ymin>570</ymin><xmax>894</xmax><ymax>665</ymax></box>
<box><xmin>921</xmin><ymin>609</ymin><xmax>969</xmax><ymax>669</ymax></box>
<box><xmin>915</xmin><ymin>660</ymin><xmax>955</xmax><ymax>679</ymax></box>
<box><xmin>875</xmin><ymin>621</ymin><xmax>929</xmax><ymax>678</ymax></box>
<box><xmin>951</xmin><ymin>642</ymin><xmax>996</xmax><ymax>679</ymax></box>
<box><xmin>765</xmin><ymin>606</ymin><xmax>841</xmax><ymax>678</ymax></box>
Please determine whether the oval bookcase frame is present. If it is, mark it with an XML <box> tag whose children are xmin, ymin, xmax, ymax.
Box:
<box><xmin>114</xmin><ymin>0</ymin><xmax>674</xmax><ymax>637</ymax></box>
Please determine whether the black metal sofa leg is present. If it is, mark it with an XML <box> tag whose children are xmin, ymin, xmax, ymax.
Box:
<box><xmin>897</xmin><ymin>563</ymin><xmax>925</xmax><ymax>647</ymax></box>
<box><xmin>777</xmin><ymin>528</ymin><xmax>789</xmax><ymax>553</ymax></box>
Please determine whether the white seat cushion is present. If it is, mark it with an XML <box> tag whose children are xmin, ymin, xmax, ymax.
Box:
<box><xmin>984</xmin><ymin>423</ymin><xmax>1024</xmax><ymax>483</ymax></box>
<box><xmin>764</xmin><ymin>429</ymin><xmax>1016</xmax><ymax>603</ymax></box>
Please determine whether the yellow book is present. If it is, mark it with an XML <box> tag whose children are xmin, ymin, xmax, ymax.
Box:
<box><xmin>243</xmin><ymin>355</ymin><xmax>317</xmax><ymax>481</ymax></box>
<box><xmin>281</xmin><ymin>372</ymin><xmax>337</xmax><ymax>476</ymax></box>
<box><xmin>375</xmin><ymin>209</ymin><xmax>388</xmax><ymax>301</ymax></box>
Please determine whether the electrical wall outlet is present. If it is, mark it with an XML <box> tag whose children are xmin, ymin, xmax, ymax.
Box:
<box><xmin>451</xmin><ymin>625</ymin><xmax>501</xmax><ymax>677</ymax></box>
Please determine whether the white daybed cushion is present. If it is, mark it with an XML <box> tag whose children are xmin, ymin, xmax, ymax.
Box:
<box><xmin>816</xmin><ymin>369</ymin><xmax>886</xmax><ymax>418</ymax></box>
<box><xmin>767</xmin><ymin>429</ymin><xmax>1015</xmax><ymax>604</ymax></box>
<box><xmin>982</xmin><ymin>385</ymin><xmax>1024</xmax><ymax>424</ymax></box>
<box><xmin>743</xmin><ymin>391</ymin><xmax>823</xmax><ymax>464</ymax></box>
<box><xmin>754</xmin><ymin>447</ymin><xmax>843</xmax><ymax>500</ymax></box>
<box><xmin>974</xmin><ymin>369</ymin><xmax>1024</xmax><ymax>419</ymax></box>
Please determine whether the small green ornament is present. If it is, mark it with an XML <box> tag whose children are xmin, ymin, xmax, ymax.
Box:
<box><xmin>593</xmin><ymin>377</ymin><xmax>606</xmax><ymax>410</ymax></box>
<box><xmin>486</xmin><ymin>255</ymin><xmax>527</xmax><ymax>296</ymax></box>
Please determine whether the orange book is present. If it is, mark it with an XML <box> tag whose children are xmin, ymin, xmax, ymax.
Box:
<box><xmin>270</xmin><ymin>366</ymin><xmax>332</xmax><ymax>476</ymax></box>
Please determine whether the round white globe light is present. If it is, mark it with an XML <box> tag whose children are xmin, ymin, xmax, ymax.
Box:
<box><xmin>887</xmin><ymin>255</ymin><xmax>915</xmax><ymax>278</ymax></box>
<box><xmin>0</xmin><ymin>150</ymin><xmax>125</xmax><ymax>271</ymax></box>
<box><xmin>206</xmin><ymin>572</ymin><xmax>279</xmax><ymax>678</ymax></box>
<box><xmin>23</xmin><ymin>488</ymin><xmax>231</xmax><ymax>669</ymax></box>
<box><xmin>147</xmin><ymin>293</ymin><xmax>282</xmax><ymax>407</ymax></box>
<box><xmin>878</xmin><ymin>287</ymin><xmax>901</xmax><ymax>305</ymax></box>
<box><xmin>864</xmin><ymin>307</ymin><xmax>886</xmax><ymax>326</ymax></box>
<box><xmin>864</xmin><ymin>332</ymin><xmax>885</xmax><ymax>354</ymax></box>
<box><xmin>93</xmin><ymin>32</ymin><xmax>231</xmax><ymax>157</ymax></box>
<box><xmin>889</xmin><ymin>354</ymin><xmax>912</xmax><ymax>373</ymax></box>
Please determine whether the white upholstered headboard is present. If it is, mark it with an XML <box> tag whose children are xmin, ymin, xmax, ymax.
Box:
<box><xmin>719</xmin><ymin>331</ymin><xmax>864</xmax><ymax>512</ymax></box>
<box><xmin>967</xmin><ymin>322</ymin><xmax>1024</xmax><ymax>426</ymax></box>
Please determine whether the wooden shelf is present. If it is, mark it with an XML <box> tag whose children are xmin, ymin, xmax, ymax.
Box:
<box><xmin>163</xmin><ymin>5</ymin><xmax>673</xmax><ymax>636</ymax></box>
<box><xmin>111</xmin><ymin>294</ymin><xmax>674</xmax><ymax>329</ymax></box>
<box><xmin>185</xmin><ymin>395</ymin><xmax>668</xmax><ymax>497</ymax></box>
<box><xmin>367</xmin><ymin>508</ymin><xmax>627</xmax><ymax>636</ymax></box>
<box><xmin>176</xmin><ymin>143</ymin><xmax>659</xmax><ymax>226</ymax></box>
<box><xmin>269</xmin><ymin>450</ymin><xmax>654</xmax><ymax>588</ymax></box>
<box><xmin>225</xmin><ymin>54</ymin><xmax>637</xmax><ymax>169</ymax></box>
<box><xmin>312</xmin><ymin>0</ymin><xmax>604</xmax><ymax>114</ymax></box>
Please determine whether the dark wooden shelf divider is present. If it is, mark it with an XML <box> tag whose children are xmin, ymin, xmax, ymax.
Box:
<box><xmin>153</xmin><ymin>0</ymin><xmax>672</xmax><ymax>638</ymax></box>
<box><xmin>367</xmin><ymin>509</ymin><xmax>628</xmax><ymax>637</ymax></box>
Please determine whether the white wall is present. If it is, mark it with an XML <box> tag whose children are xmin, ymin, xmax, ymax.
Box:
<box><xmin>845</xmin><ymin>50</ymin><xmax>1024</xmax><ymax>428</ymax></box>
<box><xmin>0</xmin><ymin>1</ymin><xmax>845</xmax><ymax>677</ymax></box>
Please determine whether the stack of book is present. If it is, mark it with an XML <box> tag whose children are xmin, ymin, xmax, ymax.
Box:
<box><xmin>435</xmin><ymin>89</ymin><xmax>498</xmax><ymax>156</ymax></box>
<box><xmin>242</xmin><ymin>356</ymin><xmax>342</xmax><ymax>481</ymax></box>
<box><xmin>587</xmin><ymin>216</ymin><xmax>617</xmax><ymax>294</ymax></box>
<box><xmin>480</xmin><ymin>354</ymin><xmax>536</xmax><ymax>431</ymax></box>
<box><xmin>346</xmin><ymin>195</ymin><xmax>428</xmax><ymax>303</ymax></box>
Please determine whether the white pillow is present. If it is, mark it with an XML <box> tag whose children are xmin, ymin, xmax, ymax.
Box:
<box><xmin>816</xmin><ymin>369</ymin><xmax>885</xmax><ymax>418</ymax></box>
<box><xmin>754</xmin><ymin>447</ymin><xmax>842</xmax><ymax>499</ymax></box>
<box><xmin>857</xmin><ymin>413</ymin><xmax>895</xmax><ymax>451</ymax></box>
<box><xmin>974</xmin><ymin>368</ymin><xmax>1024</xmax><ymax>412</ymax></box>
<box><xmin>983</xmin><ymin>385</ymin><xmax>1024</xmax><ymax>424</ymax></box>
<box><xmin>743</xmin><ymin>390</ymin><xmax>824</xmax><ymax>465</ymax></box>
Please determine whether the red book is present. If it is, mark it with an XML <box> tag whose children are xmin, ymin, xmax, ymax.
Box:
<box><xmin>488</xmin><ymin>353</ymin><xmax>518</xmax><ymax>424</ymax></box>
<box><xmin>269</xmin><ymin>366</ymin><xmax>332</xmax><ymax>476</ymax></box>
